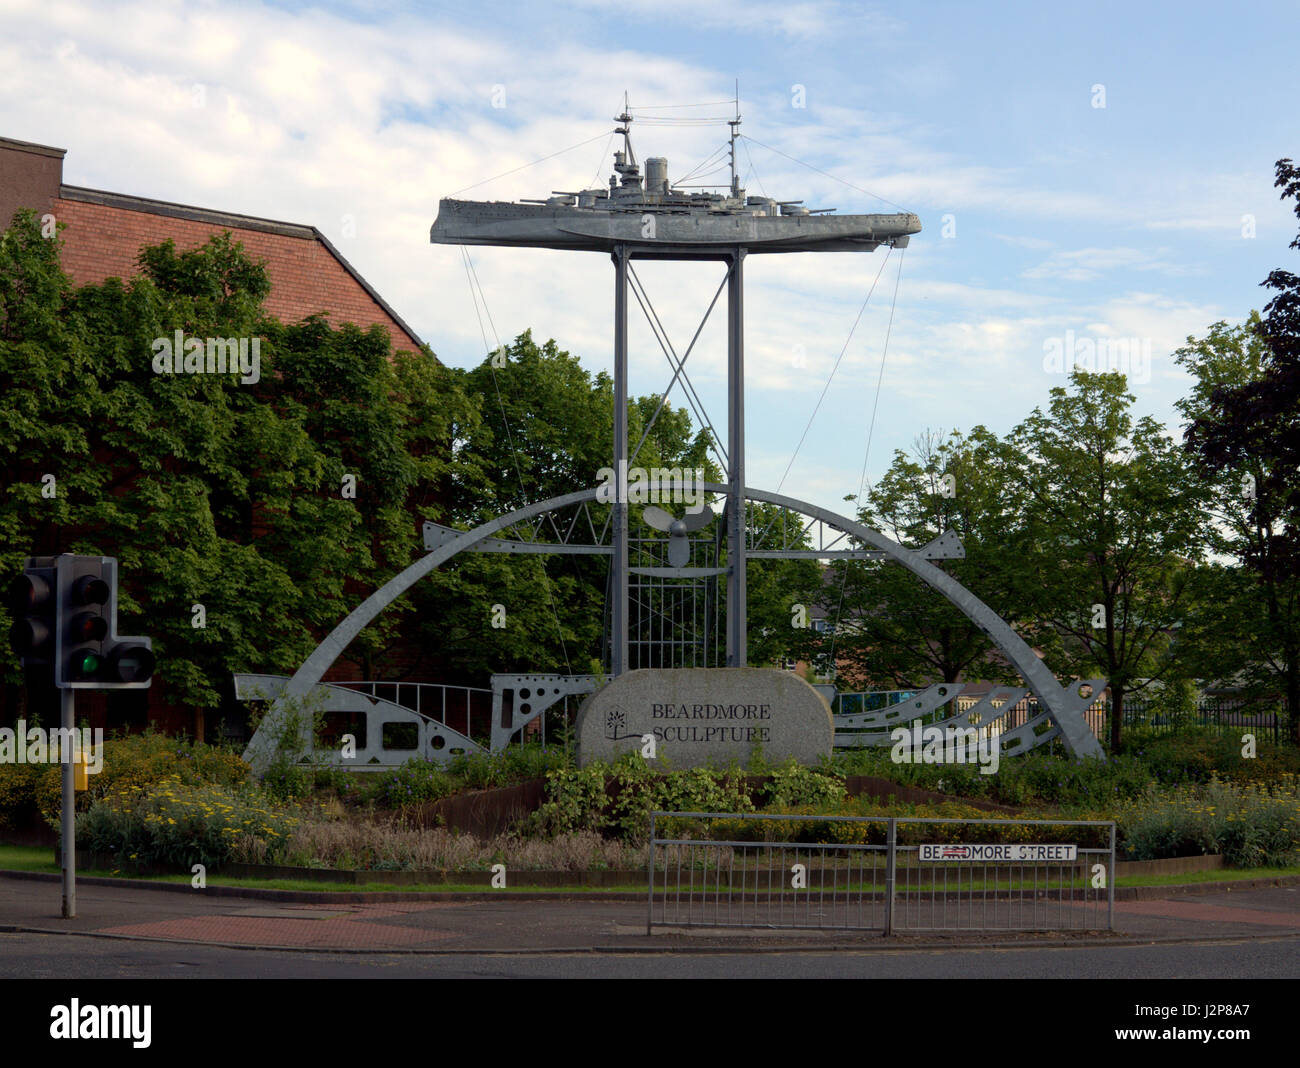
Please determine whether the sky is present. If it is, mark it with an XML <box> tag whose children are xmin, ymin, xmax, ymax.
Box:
<box><xmin>3</xmin><ymin>0</ymin><xmax>1298</xmax><ymax>518</ymax></box>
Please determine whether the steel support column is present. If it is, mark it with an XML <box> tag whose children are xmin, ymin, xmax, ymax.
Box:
<box><xmin>612</xmin><ymin>244</ymin><xmax>630</xmax><ymax>675</ymax></box>
<box><xmin>726</xmin><ymin>248</ymin><xmax>747</xmax><ymax>667</ymax></box>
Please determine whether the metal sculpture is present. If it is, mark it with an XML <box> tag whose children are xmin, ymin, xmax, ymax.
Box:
<box><xmin>241</xmin><ymin>95</ymin><xmax>1107</xmax><ymax>772</ymax></box>
<box><xmin>243</xmin><ymin>483</ymin><xmax>1105</xmax><ymax>775</ymax></box>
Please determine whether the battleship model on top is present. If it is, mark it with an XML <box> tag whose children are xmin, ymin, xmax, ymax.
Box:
<box><xmin>430</xmin><ymin>101</ymin><xmax>921</xmax><ymax>253</ymax></box>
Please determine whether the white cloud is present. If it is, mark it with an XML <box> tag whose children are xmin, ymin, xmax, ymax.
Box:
<box><xmin>1022</xmin><ymin>246</ymin><xmax>1192</xmax><ymax>282</ymax></box>
<box><xmin>554</xmin><ymin>0</ymin><xmax>905</xmax><ymax>41</ymax></box>
<box><xmin>0</xmin><ymin>0</ymin><xmax>1277</xmax><ymax>520</ymax></box>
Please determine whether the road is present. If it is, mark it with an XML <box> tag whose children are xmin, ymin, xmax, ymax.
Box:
<box><xmin>2</xmin><ymin>930</ymin><xmax>1296</xmax><ymax>978</ymax></box>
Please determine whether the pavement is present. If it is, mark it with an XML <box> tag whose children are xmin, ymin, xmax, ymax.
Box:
<box><xmin>2</xmin><ymin>870</ymin><xmax>1299</xmax><ymax>953</ymax></box>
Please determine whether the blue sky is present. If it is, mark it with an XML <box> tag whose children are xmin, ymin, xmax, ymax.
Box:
<box><xmin>3</xmin><ymin>0</ymin><xmax>1298</xmax><ymax>516</ymax></box>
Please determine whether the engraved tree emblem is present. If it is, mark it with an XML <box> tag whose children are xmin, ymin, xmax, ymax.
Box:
<box><xmin>605</xmin><ymin>706</ymin><xmax>630</xmax><ymax>740</ymax></box>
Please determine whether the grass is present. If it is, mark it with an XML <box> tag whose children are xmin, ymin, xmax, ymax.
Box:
<box><xmin>0</xmin><ymin>846</ymin><xmax>52</xmax><ymax>869</ymax></box>
<box><xmin>1113</xmin><ymin>864</ymin><xmax>1300</xmax><ymax>887</ymax></box>
<box><xmin>0</xmin><ymin>844</ymin><xmax>640</xmax><ymax>892</ymax></box>
<box><xmin>2</xmin><ymin>844</ymin><xmax>1296</xmax><ymax>893</ymax></box>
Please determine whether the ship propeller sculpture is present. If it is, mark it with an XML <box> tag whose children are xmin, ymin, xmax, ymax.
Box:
<box><xmin>642</xmin><ymin>504</ymin><xmax>714</xmax><ymax>567</ymax></box>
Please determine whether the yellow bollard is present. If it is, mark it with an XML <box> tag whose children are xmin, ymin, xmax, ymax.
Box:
<box><xmin>73</xmin><ymin>751</ymin><xmax>89</xmax><ymax>792</ymax></box>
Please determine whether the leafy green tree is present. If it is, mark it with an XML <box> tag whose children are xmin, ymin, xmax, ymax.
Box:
<box><xmin>802</xmin><ymin>427</ymin><xmax>1025</xmax><ymax>691</ymax></box>
<box><xmin>1175</xmin><ymin>316</ymin><xmax>1300</xmax><ymax>739</ymax></box>
<box><xmin>999</xmin><ymin>370</ymin><xmax>1209</xmax><ymax>750</ymax></box>
<box><xmin>1181</xmin><ymin>159</ymin><xmax>1300</xmax><ymax>743</ymax></box>
<box><xmin>407</xmin><ymin>332</ymin><xmax>726</xmax><ymax>682</ymax></box>
<box><xmin>1</xmin><ymin>211</ymin><xmax>479</xmax><ymax>729</ymax></box>
<box><xmin>744</xmin><ymin>502</ymin><xmax>823</xmax><ymax>670</ymax></box>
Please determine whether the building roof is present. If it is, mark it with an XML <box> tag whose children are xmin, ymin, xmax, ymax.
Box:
<box><xmin>0</xmin><ymin>135</ymin><xmax>426</xmax><ymax>353</ymax></box>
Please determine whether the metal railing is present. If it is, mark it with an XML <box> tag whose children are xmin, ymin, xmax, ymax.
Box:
<box><xmin>1105</xmin><ymin>698</ymin><xmax>1287</xmax><ymax>744</ymax></box>
<box><xmin>332</xmin><ymin>680</ymin><xmax>492</xmax><ymax>741</ymax></box>
<box><xmin>648</xmin><ymin>812</ymin><xmax>1115</xmax><ymax>935</ymax></box>
<box><xmin>842</xmin><ymin>688</ymin><xmax>1291</xmax><ymax>746</ymax></box>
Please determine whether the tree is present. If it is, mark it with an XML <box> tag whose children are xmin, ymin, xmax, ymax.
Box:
<box><xmin>0</xmin><ymin>211</ymin><xmax>480</xmax><ymax>730</ymax></box>
<box><xmin>1181</xmin><ymin>159</ymin><xmax>1300</xmax><ymax>744</ymax></box>
<box><xmin>1000</xmin><ymin>370</ymin><xmax>1209</xmax><ymax>750</ymax></box>
<box><xmin>407</xmin><ymin>332</ymin><xmax>728</xmax><ymax>682</ymax></box>
<box><xmin>802</xmin><ymin>427</ymin><xmax>1025</xmax><ymax>691</ymax></box>
<box><xmin>743</xmin><ymin>503</ymin><xmax>823</xmax><ymax>671</ymax></box>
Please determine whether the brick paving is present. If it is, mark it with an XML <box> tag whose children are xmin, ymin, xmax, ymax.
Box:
<box><xmin>97</xmin><ymin>907</ymin><xmax>458</xmax><ymax>947</ymax></box>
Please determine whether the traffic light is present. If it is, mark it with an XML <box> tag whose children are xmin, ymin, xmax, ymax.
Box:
<box><xmin>53</xmin><ymin>556</ymin><xmax>154</xmax><ymax>690</ymax></box>
<box><xmin>8</xmin><ymin>556</ymin><xmax>59</xmax><ymax>667</ymax></box>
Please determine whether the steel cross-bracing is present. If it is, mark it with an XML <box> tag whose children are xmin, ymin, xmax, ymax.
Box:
<box><xmin>608</xmin><ymin>243</ymin><xmax>748</xmax><ymax>675</ymax></box>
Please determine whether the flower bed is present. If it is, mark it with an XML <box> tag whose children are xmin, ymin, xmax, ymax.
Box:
<box><xmin>77</xmin><ymin>775</ymin><xmax>297</xmax><ymax>869</ymax></box>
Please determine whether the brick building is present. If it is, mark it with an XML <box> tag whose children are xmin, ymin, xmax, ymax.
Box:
<box><xmin>0</xmin><ymin>135</ymin><xmax>423</xmax><ymax>353</ymax></box>
<box><xmin>1</xmin><ymin>135</ymin><xmax>431</xmax><ymax>740</ymax></box>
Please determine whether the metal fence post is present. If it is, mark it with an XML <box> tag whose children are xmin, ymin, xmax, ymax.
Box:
<box><xmin>647</xmin><ymin>811</ymin><xmax>656</xmax><ymax>937</ymax></box>
<box><xmin>1107</xmin><ymin>821</ymin><xmax>1116</xmax><ymax>932</ymax></box>
<box><xmin>884</xmin><ymin>818</ymin><xmax>897</xmax><ymax>936</ymax></box>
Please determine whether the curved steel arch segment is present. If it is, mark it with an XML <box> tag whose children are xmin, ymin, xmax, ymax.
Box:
<box><xmin>244</xmin><ymin>483</ymin><xmax>1103</xmax><ymax>774</ymax></box>
<box><xmin>735</xmin><ymin>484</ymin><xmax>1104</xmax><ymax>760</ymax></box>
<box><xmin>243</xmin><ymin>488</ymin><xmax>601</xmax><ymax>774</ymax></box>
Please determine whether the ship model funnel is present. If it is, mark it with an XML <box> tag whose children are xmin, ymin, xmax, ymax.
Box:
<box><xmin>645</xmin><ymin>157</ymin><xmax>668</xmax><ymax>197</ymax></box>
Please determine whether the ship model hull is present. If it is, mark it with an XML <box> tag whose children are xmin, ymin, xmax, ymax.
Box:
<box><xmin>430</xmin><ymin>198</ymin><xmax>920</xmax><ymax>254</ymax></box>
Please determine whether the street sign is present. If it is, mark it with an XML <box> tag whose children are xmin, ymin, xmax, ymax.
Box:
<box><xmin>919</xmin><ymin>843</ymin><xmax>1078</xmax><ymax>862</ymax></box>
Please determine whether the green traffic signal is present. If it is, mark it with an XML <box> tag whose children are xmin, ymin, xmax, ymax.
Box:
<box><xmin>53</xmin><ymin>556</ymin><xmax>154</xmax><ymax>689</ymax></box>
<box><xmin>13</xmin><ymin>555</ymin><xmax>153</xmax><ymax>689</ymax></box>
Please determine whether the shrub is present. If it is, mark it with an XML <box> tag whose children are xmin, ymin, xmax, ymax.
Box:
<box><xmin>445</xmin><ymin>743</ymin><xmax>569</xmax><ymax>790</ymax></box>
<box><xmin>1118</xmin><ymin>775</ymin><xmax>1300</xmax><ymax>866</ymax></box>
<box><xmin>0</xmin><ymin>762</ymin><xmax>43</xmax><ymax>829</ymax></box>
<box><xmin>1148</xmin><ymin>679</ymin><xmax>1197</xmax><ymax>728</ymax></box>
<box><xmin>307</xmin><ymin>766</ymin><xmax>364</xmax><ymax>802</ymax></box>
<box><xmin>532</xmin><ymin>753</ymin><xmax>755</xmax><ymax>842</ymax></box>
<box><xmin>34</xmin><ymin>731</ymin><xmax>250</xmax><ymax>826</ymax></box>
<box><xmin>681</xmin><ymin>798</ymin><xmax>1111</xmax><ymax>848</ymax></box>
<box><xmin>361</xmin><ymin>759</ymin><xmax>458</xmax><ymax>810</ymax></box>
<box><xmin>759</xmin><ymin>760</ymin><xmax>847</xmax><ymax>808</ymax></box>
<box><xmin>76</xmin><ymin>775</ymin><xmax>297</xmax><ymax>869</ymax></box>
<box><xmin>262</xmin><ymin>762</ymin><xmax>316</xmax><ymax>803</ymax></box>
<box><xmin>832</xmin><ymin>743</ymin><xmax>1162</xmax><ymax>810</ymax></box>
<box><xmin>530</xmin><ymin>764</ymin><xmax>608</xmax><ymax>837</ymax></box>
<box><xmin>1125</xmin><ymin>730</ymin><xmax>1300</xmax><ymax>786</ymax></box>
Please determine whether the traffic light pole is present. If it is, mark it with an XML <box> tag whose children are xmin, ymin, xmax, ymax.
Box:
<box><xmin>10</xmin><ymin>553</ymin><xmax>155</xmax><ymax>921</ymax></box>
<box><xmin>61</xmin><ymin>687</ymin><xmax>76</xmax><ymax>919</ymax></box>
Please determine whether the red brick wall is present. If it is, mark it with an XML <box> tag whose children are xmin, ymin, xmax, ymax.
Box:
<box><xmin>0</xmin><ymin>140</ymin><xmax>62</xmax><ymax>234</ymax></box>
<box><xmin>50</xmin><ymin>196</ymin><xmax>423</xmax><ymax>353</ymax></box>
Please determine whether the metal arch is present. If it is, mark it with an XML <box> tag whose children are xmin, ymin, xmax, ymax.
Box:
<box><xmin>732</xmin><ymin>484</ymin><xmax>1105</xmax><ymax>761</ymax></box>
<box><xmin>243</xmin><ymin>487</ymin><xmax>601</xmax><ymax>775</ymax></box>
<box><xmin>244</xmin><ymin>482</ymin><xmax>1103</xmax><ymax>775</ymax></box>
